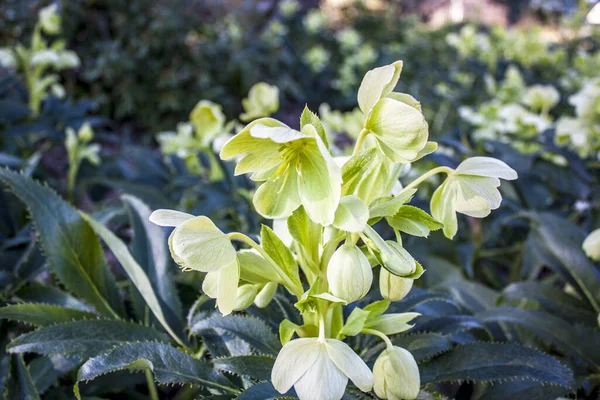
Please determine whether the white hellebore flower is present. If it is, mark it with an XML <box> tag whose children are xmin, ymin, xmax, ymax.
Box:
<box><xmin>583</xmin><ymin>228</ymin><xmax>600</xmax><ymax>261</ymax></box>
<box><xmin>523</xmin><ymin>84</ymin><xmax>560</xmax><ymax>113</ymax></box>
<box><xmin>39</xmin><ymin>4</ymin><xmax>61</xmax><ymax>35</ymax></box>
<box><xmin>240</xmin><ymin>82</ymin><xmax>279</xmax><ymax>122</ymax></box>
<box><xmin>149</xmin><ymin>209</ymin><xmax>240</xmax><ymax>315</ymax></box>
<box><xmin>327</xmin><ymin>244</ymin><xmax>373</xmax><ymax>303</ymax></box>
<box><xmin>431</xmin><ymin>157</ymin><xmax>517</xmax><ymax>239</ymax></box>
<box><xmin>373</xmin><ymin>346</ymin><xmax>420</xmax><ymax>400</ymax></box>
<box><xmin>0</xmin><ymin>48</ymin><xmax>16</xmax><ymax>68</ymax></box>
<box><xmin>272</xmin><ymin>337</ymin><xmax>374</xmax><ymax>400</ymax></box>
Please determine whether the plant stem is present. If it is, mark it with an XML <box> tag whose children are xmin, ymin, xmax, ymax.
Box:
<box><xmin>362</xmin><ymin>328</ymin><xmax>394</xmax><ymax>350</ymax></box>
<box><xmin>352</xmin><ymin>129</ymin><xmax>370</xmax><ymax>156</ymax></box>
<box><xmin>401</xmin><ymin>165</ymin><xmax>453</xmax><ymax>192</ymax></box>
<box><xmin>145</xmin><ymin>370</ymin><xmax>159</xmax><ymax>400</ymax></box>
<box><xmin>228</xmin><ymin>232</ymin><xmax>304</xmax><ymax>298</ymax></box>
<box><xmin>66</xmin><ymin>163</ymin><xmax>78</xmax><ymax>203</ymax></box>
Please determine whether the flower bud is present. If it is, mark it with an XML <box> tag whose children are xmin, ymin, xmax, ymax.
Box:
<box><xmin>379</xmin><ymin>268</ymin><xmax>413</xmax><ymax>301</ymax></box>
<box><xmin>77</xmin><ymin>123</ymin><xmax>94</xmax><ymax>143</ymax></box>
<box><xmin>327</xmin><ymin>244</ymin><xmax>372</xmax><ymax>303</ymax></box>
<box><xmin>373</xmin><ymin>346</ymin><xmax>420</xmax><ymax>400</ymax></box>
<box><xmin>189</xmin><ymin>100</ymin><xmax>225</xmax><ymax>144</ymax></box>
<box><xmin>583</xmin><ymin>228</ymin><xmax>600</xmax><ymax>261</ymax></box>
<box><xmin>233</xmin><ymin>284</ymin><xmax>259</xmax><ymax>311</ymax></box>
<box><xmin>254</xmin><ymin>281</ymin><xmax>278</xmax><ymax>308</ymax></box>
<box><xmin>240</xmin><ymin>82</ymin><xmax>279</xmax><ymax>122</ymax></box>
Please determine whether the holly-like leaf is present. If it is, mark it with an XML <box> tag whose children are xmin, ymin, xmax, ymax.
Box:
<box><xmin>5</xmin><ymin>355</ymin><xmax>41</xmax><ymax>400</ymax></box>
<box><xmin>80</xmin><ymin>212</ymin><xmax>187</xmax><ymax>347</ymax></box>
<box><xmin>213</xmin><ymin>355</ymin><xmax>275</xmax><ymax>381</ymax></box>
<box><xmin>191</xmin><ymin>314</ymin><xmax>280</xmax><ymax>355</ymax></box>
<box><xmin>7</xmin><ymin>320</ymin><xmax>169</xmax><ymax>359</ymax></box>
<box><xmin>29</xmin><ymin>355</ymin><xmax>79</xmax><ymax>394</ymax></box>
<box><xmin>420</xmin><ymin>342</ymin><xmax>573</xmax><ymax>388</ymax></box>
<box><xmin>0</xmin><ymin>304</ymin><xmax>96</xmax><ymax>327</ymax></box>
<box><xmin>75</xmin><ymin>342</ymin><xmax>237</xmax><ymax>399</ymax></box>
<box><xmin>0</xmin><ymin>169</ymin><xmax>123</xmax><ymax>318</ymax></box>
<box><xmin>386</xmin><ymin>205</ymin><xmax>443</xmax><ymax>237</ymax></box>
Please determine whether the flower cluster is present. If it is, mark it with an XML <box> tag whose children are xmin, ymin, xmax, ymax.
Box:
<box><xmin>157</xmin><ymin>82</ymin><xmax>280</xmax><ymax>177</ymax></box>
<box><xmin>0</xmin><ymin>4</ymin><xmax>80</xmax><ymax>115</ymax></box>
<box><xmin>151</xmin><ymin>61</ymin><xmax>516</xmax><ymax>400</ymax></box>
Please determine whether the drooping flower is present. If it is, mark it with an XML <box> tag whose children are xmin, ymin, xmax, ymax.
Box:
<box><xmin>327</xmin><ymin>244</ymin><xmax>372</xmax><ymax>303</ymax></box>
<box><xmin>583</xmin><ymin>228</ymin><xmax>600</xmax><ymax>261</ymax></box>
<box><xmin>380</xmin><ymin>269</ymin><xmax>414</xmax><ymax>301</ymax></box>
<box><xmin>240</xmin><ymin>82</ymin><xmax>279</xmax><ymax>122</ymax></box>
<box><xmin>189</xmin><ymin>100</ymin><xmax>226</xmax><ymax>145</ymax></box>
<box><xmin>39</xmin><ymin>4</ymin><xmax>61</xmax><ymax>35</ymax></box>
<box><xmin>373</xmin><ymin>346</ymin><xmax>420</xmax><ymax>400</ymax></box>
<box><xmin>220</xmin><ymin>119</ymin><xmax>342</xmax><ymax>225</ymax></box>
<box><xmin>149</xmin><ymin>210</ymin><xmax>241</xmax><ymax>315</ymax></box>
<box><xmin>357</xmin><ymin>61</ymin><xmax>432</xmax><ymax>163</ymax></box>
<box><xmin>272</xmin><ymin>337</ymin><xmax>374</xmax><ymax>400</ymax></box>
<box><xmin>431</xmin><ymin>157</ymin><xmax>517</xmax><ymax>239</ymax></box>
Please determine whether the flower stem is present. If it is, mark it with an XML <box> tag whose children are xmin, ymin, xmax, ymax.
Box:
<box><xmin>401</xmin><ymin>165</ymin><xmax>453</xmax><ymax>192</ymax></box>
<box><xmin>145</xmin><ymin>370</ymin><xmax>159</xmax><ymax>400</ymax></box>
<box><xmin>228</xmin><ymin>232</ymin><xmax>304</xmax><ymax>298</ymax></box>
<box><xmin>352</xmin><ymin>129</ymin><xmax>370</xmax><ymax>156</ymax></box>
<box><xmin>362</xmin><ymin>328</ymin><xmax>394</xmax><ymax>350</ymax></box>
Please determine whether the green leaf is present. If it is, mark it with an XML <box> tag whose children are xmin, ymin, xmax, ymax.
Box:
<box><xmin>478</xmin><ymin>307</ymin><xmax>600</xmax><ymax>369</ymax></box>
<box><xmin>368</xmin><ymin>188</ymin><xmax>417</xmax><ymax>219</ymax></box>
<box><xmin>121</xmin><ymin>195</ymin><xmax>183</xmax><ymax>332</ymax></box>
<box><xmin>279</xmin><ymin>319</ymin><xmax>300</xmax><ymax>345</ymax></box>
<box><xmin>531</xmin><ymin>213</ymin><xmax>600</xmax><ymax>313</ymax></box>
<box><xmin>339</xmin><ymin>308</ymin><xmax>370</xmax><ymax>337</ymax></box>
<box><xmin>14</xmin><ymin>284</ymin><xmax>90</xmax><ymax>312</ymax></box>
<box><xmin>75</xmin><ymin>342</ymin><xmax>237</xmax><ymax>399</ymax></box>
<box><xmin>420</xmin><ymin>343</ymin><xmax>573</xmax><ymax>388</ymax></box>
<box><xmin>7</xmin><ymin>320</ymin><xmax>169</xmax><ymax>359</ymax></box>
<box><xmin>363</xmin><ymin>300</ymin><xmax>391</xmax><ymax>318</ymax></box>
<box><xmin>502</xmin><ymin>282</ymin><xmax>597</xmax><ymax>324</ymax></box>
<box><xmin>5</xmin><ymin>355</ymin><xmax>41</xmax><ymax>400</ymax></box>
<box><xmin>0</xmin><ymin>169</ymin><xmax>122</xmax><ymax>318</ymax></box>
<box><xmin>392</xmin><ymin>333</ymin><xmax>453</xmax><ymax>362</ymax></box>
<box><xmin>479</xmin><ymin>379</ymin><xmax>570</xmax><ymax>400</ymax></box>
<box><xmin>260</xmin><ymin>225</ymin><xmax>300</xmax><ymax>288</ymax></box>
<box><xmin>0</xmin><ymin>304</ymin><xmax>96</xmax><ymax>327</ymax></box>
<box><xmin>386</xmin><ymin>205</ymin><xmax>443</xmax><ymax>237</ymax></box>
<box><xmin>300</xmin><ymin>105</ymin><xmax>329</xmax><ymax>149</ymax></box>
<box><xmin>80</xmin><ymin>212</ymin><xmax>187</xmax><ymax>347</ymax></box>
<box><xmin>341</xmin><ymin>148</ymin><xmax>377</xmax><ymax>194</ymax></box>
<box><xmin>213</xmin><ymin>355</ymin><xmax>275</xmax><ymax>381</ymax></box>
<box><xmin>191</xmin><ymin>314</ymin><xmax>280</xmax><ymax>355</ymax></box>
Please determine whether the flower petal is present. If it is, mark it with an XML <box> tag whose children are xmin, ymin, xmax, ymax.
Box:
<box><xmin>171</xmin><ymin>216</ymin><xmax>236</xmax><ymax>272</ymax></box>
<box><xmin>455</xmin><ymin>157</ymin><xmax>517</xmax><ymax>180</ymax></box>
<box><xmin>217</xmin><ymin>260</ymin><xmax>239</xmax><ymax>315</ymax></box>
<box><xmin>357</xmin><ymin>61</ymin><xmax>403</xmax><ymax>114</ymax></box>
<box><xmin>325</xmin><ymin>339</ymin><xmax>374</xmax><ymax>392</ymax></box>
<box><xmin>294</xmin><ymin>345</ymin><xmax>348</xmax><ymax>400</ymax></box>
<box><xmin>430</xmin><ymin>180</ymin><xmax>458</xmax><ymax>239</ymax></box>
<box><xmin>297</xmin><ymin>140</ymin><xmax>341</xmax><ymax>226</ymax></box>
<box><xmin>149</xmin><ymin>209</ymin><xmax>194</xmax><ymax>227</ymax></box>
<box><xmin>253</xmin><ymin>168</ymin><xmax>302</xmax><ymax>219</ymax></box>
<box><xmin>272</xmin><ymin>338</ymin><xmax>321</xmax><ymax>394</ymax></box>
<box><xmin>250</xmin><ymin>124</ymin><xmax>309</xmax><ymax>143</ymax></box>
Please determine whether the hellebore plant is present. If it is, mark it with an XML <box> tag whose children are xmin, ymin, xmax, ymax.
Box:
<box><xmin>0</xmin><ymin>4</ymin><xmax>80</xmax><ymax>116</ymax></box>
<box><xmin>150</xmin><ymin>60</ymin><xmax>517</xmax><ymax>400</ymax></box>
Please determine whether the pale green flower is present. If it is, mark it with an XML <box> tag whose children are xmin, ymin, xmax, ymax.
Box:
<box><xmin>379</xmin><ymin>269</ymin><xmax>413</xmax><ymax>301</ymax></box>
<box><xmin>304</xmin><ymin>9</ymin><xmax>327</xmax><ymax>33</ymax></box>
<box><xmin>189</xmin><ymin>100</ymin><xmax>226</xmax><ymax>144</ymax></box>
<box><xmin>30</xmin><ymin>50</ymin><xmax>60</xmax><ymax>67</ymax></box>
<box><xmin>272</xmin><ymin>337</ymin><xmax>374</xmax><ymax>400</ymax></box>
<box><xmin>279</xmin><ymin>0</ymin><xmax>300</xmax><ymax>17</ymax></box>
<box><xmin>357</xmin><ymin>61</ymin><xmax>431</xmax><ymax>163</ymax></box>
<box><xmin>220</xmin><ymin>119</ymin><xmax>342</xmax><ymax>225</ymax></box>
<box><xmin>569</xmin><ymin>78</ymin><xmax>600</xmax><ymax>121</ymax></box>
<box><xmin>523</xmin><ymin>85</ymin><xmax>560</xmax><ymax>113</ymax></box>
<box><xmin>55</xmin><ymin>50</ymin><xmax>80</xmax><ymax>70</ymax></box>
<box><xmin>431</xmin><ymin>157</ymin><xmax>517</xmax><ymax>239</ymax></box>
<box><xmin>39</xmin><ymin>4</ymin><xmax>61</xmax><ymax>35</ymax></box>
<box><xmin>373</xmin><ymin>346</ymin><xmax>420</xmax><ymax>400</ymax></box>
<box><xmin>583</xmin><ymin>228</ymin><xmax>600</xmax><ymax>261</ymax></box>
<box><xmin>149</xmin><ymin>211</ymin><xmax>236</xmax><ymax>273</ymax></box>
<box><xmin>327</xmin><ymin>244</ymin><xmax>372</xmax><ymax>303</ymax></box>
<box><xmin>158</xmin><ymin>122</ymin><xmax>202</xmax><ymax>158</ymax></box>
<box><xmin>555</xmin><ymin>117</ymin><xmax>593</xmax><ymax>158</ymax></box>
<box><xmin>0</xmin><ymin>48</ymin><xmax>16</xmax><ymax>68</ymax></box>
<box><xmin>240</xmin><ymin>82</ymin><xmax>279</xmax><ymax>122</ymax></box>
<box><xmin>336</xmin><ymin>28</ymin><xmax>361</xmax><ymax>50</ymax></box>
<box><xmin>305</xmin><ymin>46</ymin><xmax>330</xmax><ymax>73</ymax></box>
